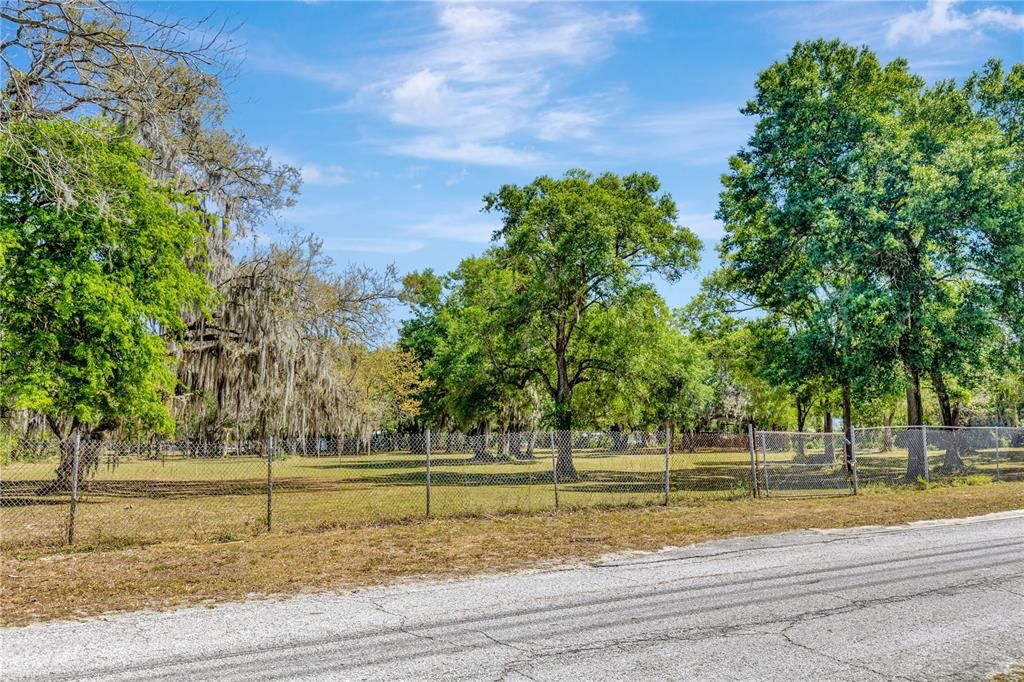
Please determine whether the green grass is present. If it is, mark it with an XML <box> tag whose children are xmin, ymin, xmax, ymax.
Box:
<box><xmin>2</xmin><ymin>446</ymin><xmax>748</xmax><ymax>550</ymax></box>
<box><xmin>2</xmin><ymin>443</ymin><xmax>1021</xmax><ymax>551</ymax></box>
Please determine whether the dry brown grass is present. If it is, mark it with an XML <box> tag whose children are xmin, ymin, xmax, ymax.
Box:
<box><xmin>2</xmin><ymin>481</ymin><xmax>1022</xmax><ymax>627</ymax></box>
<box><xmin>989</xmin><ymin>664</ymin><xmax>1024</xmax><ymax>682</ymax></box>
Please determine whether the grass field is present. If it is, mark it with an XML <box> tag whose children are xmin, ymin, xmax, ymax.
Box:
<box><xmin>2</xmin><ymin>442</ymin><xmax>1022</xmax><ymax>551</ymax></box>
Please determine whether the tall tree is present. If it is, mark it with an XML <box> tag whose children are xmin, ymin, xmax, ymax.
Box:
<box><xmin>482</xmin><ymin>170</ymin><xmax>702</xmax><ymax>475</ymax></box>
<box><xmin>0</xmin><ymin>118</ymin><xmax>213</xmax><ymax>487</ymax></box>
<box><xmin>1</xmin><ymin>0</ymin><xmax>301</xmax><ymax>277</ymax></box>
<box><xmin>399</xmin><ymin>260</ymin><xmax>531</xmax><ymax>441</ymax></box>
<box><xmin>715</xmin><ymin>41</ymin><xmax>1023</xmax><ymax>479</ymax></box>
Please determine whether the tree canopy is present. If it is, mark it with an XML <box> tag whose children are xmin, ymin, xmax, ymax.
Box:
<box><xmin>400</xmin><ymin>170</ymin><xmax>705</xmax><ymax>475</ymax></box>
<box><xmin>1</xmin><ymin>117</ymin><xmax>214</xmax><ymax>484</ymax></box>
<box><xmin>713</xmin><ymin>40</ymin><xmax>1024</xmax><ymax>476</ymax></box>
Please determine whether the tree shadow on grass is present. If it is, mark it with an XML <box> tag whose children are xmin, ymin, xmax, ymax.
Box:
<box><xmin>1</xmin><ymin>460</ymin><xmax>759</xmax><ymax>504</ymax></box>
<box><xmin>293</xmin><ymin>457</ymin><xmax>538</xmax><ymax>470</ymax></box>
<box><xmin>0</xmin><ymin>481</ymin><xmax>71</xmax><ymax>507</ymax></box>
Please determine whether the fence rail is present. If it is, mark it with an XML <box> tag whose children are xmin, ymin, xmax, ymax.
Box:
<box><xmin>1</xmin><ymin>425</ymin><xmax>1021</xmax><ymax>550</ymax></box>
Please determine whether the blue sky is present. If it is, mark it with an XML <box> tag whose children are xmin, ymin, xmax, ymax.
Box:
<box><xmin>169</xmin><ymin>1</ymin><xmax>1022</xmax><ymax>310</ymax></box>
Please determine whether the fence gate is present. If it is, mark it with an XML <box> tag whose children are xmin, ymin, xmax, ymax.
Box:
<box><xmin>755</xmin><ymin>430</ymin><xmax>856</xmax><ymax>496</ymax></box>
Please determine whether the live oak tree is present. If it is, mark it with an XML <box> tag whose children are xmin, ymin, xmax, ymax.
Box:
<box><xmin>0</xmin><ymin>118</ymin><xmax>212</xmax><ymax>488</ymax></box>
<box><xmin>3</xmin><ymin>2</ymin><xmax>422</xmax><ymax>451</ymax></box>
<box><xmin>400</xmin><ymin>258</ymin><xmax>708</xmax><ymax>469</ymax></box>
<box><xmin>482</xmin><ymin>170</ymin><xmax>702</xmax><ymax>476</ymax></box>
<box><xmin>174</xmin><ymin>235</ymin><xmax>409</xmax><ymax>444</ymax></box>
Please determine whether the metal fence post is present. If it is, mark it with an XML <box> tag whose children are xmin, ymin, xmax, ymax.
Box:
<box><xmin>850</xmin><ymin>426</ymin><xmax>859</xmax><ymax>495</ymax></box>
<box><xmin>747</xmin><ymin>423</ymin><xmax>758</xmax><ymax>498</ymax></box>
<box><xmin>66</xmin><ymin>432</ymin><xmax>81</xmax><ymax>545</ymax></box>
<box><xmin>266</xmin><ymin>436</ymin><xmax>273</xmax><ymax>531</ymax></box>
<box><xmin>920</xmin><ymin>426</ymin><xmax>930</xmax><ymax>482</ymax></box>
<box><xmin>759</xmin><ymin>431</ymin><xmax>770</xmax><ymax>497</ymax></box>
<box><xmin>425</xmin><ymin>427</ymin><xmax>432</xmax><ymax>517</ymax></box>
<box><xmin>994</xmin><ymin>427</ymin><xmax>1001</xmax><ymax>482</ymax></box>
<box><xmin>664</xmin><ymin>426</ymin><xmax>671</xmax><ymax>506</ymax></box>
<box><xmin>551</xmin><ymin>431</ymin><xmax>559</xmax><ymax>510</ymax></box>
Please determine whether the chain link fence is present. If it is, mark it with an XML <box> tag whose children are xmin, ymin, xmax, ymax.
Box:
<box><xmin>754</xmin><ymin>430</ymin><xmax>856</xmax><ymax>496</ymax></box>
<box><xmin>853</xmin><ymin>425</ymin><xmax>1024</xmax><ymax>486</ymax></box>
<box><xmin>2</xmin><ymin>425</ymin><xmax>1021</xmax><ymax>550</ymax></box>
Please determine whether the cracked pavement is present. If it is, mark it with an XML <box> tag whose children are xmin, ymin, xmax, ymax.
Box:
<box><xmin>3</xmin><ymin>510</ymin><xmax>1023</xmax><ymax>681</ymax></box>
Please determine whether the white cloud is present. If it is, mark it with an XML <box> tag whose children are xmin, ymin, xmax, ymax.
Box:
<box><xmin>887</xmin><ymin>0</ymin><xmax>1024</xmax><ymax>46</ymax></box>
<box><xmin>320</xmin><ymin>237</ymin><xmax>425</xmax><ymax>254</ymax></box>
<box><xmin>246</xmin><ymin>45</ymin><xmax>350</xmax><ymax>90</ymax></box>
<box><xmin>591</xmin><ymin>104</ymin><xmax>750</xmax><ymax>166</ymax></box>
<box><xmin>300</xmin><ymin>163</ymin><xmax>348</xmax><ymax>187</ymax></box>
<box><xmin>678</xmin><ymin>211</ymin><xmax>725</xmax><ymax>241</ymax></box>
<box><xmin>334</xmin><ymin>3</ymin><xmax>642</xmax><ymax>164</ymax></box>
<box><xmin>404</xmin><ymin>212</ymin><xmax>498</xmax><ymax>244</ymax></box>
<box><xmin>391</xmin><ymin>137</ymin><xmax>544</xmax><ymax>167</ymax></box>
<box><xmin>269</xmin><ymin>148</ymin><xmax>349</xmax><ymax>187</ymax></box>
<box><xmin>535</xmin><ymin>110</ymin><xmax>603</xmax><ymax>142</ymax></box>
<box><xmin>446</xmin><ymin>168</ymin><xmax>468</xmax><ymax>186</ymax></box>
<box><xmin>759</xmin><ymin>1</ymin><xmax>1022</xmax><ymax>77</ymax></box>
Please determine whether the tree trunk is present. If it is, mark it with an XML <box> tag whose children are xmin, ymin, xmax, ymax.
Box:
<box><xmin>820</xmin><ymin>410</ymin><xmax>834</xmax><ymax>464</ymax></box>
<box><xmin>610</xmin><ymin>424</ymin><xmax>628</xmax><ymax>452</ymax></box>
<box><xmin>553</xmin><ymin>411</ymin><xmax>577</xmax><ymax>480</ymax></box>
<box><xmin>931</xmin><ymin>369</ymin><xmax>966</xmax><ymax>473</ymax></box>
<box><xmin>41</xmin><ymin>425</ymin><xmax>94</xmax><ymax>494</ymax></box>
<box><xmin>470</xmin><ymin>424</ymin><xmax>494</xmax><ymax>462</ymax></box>
<box><xmin>883</xmin><ymin>410</ymin><xmax>895</xmax><ymax>451</ymax></box>
<box><xmin>519</xmin><ymin>431</ymin><xmax>536</xmax><ymax>460</ymax></box>
<box><xmin>905</xmin><ymin>371</ymin><xmax>928</xmax><ymax>481</ymax></box>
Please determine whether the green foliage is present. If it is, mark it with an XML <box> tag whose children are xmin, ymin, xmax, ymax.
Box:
<box><xmin>483</xmin><ymin>169</ymin><xmax>703</xmax><ymax>429</ymax></box>
<box><xmin>0</xmin><ymin>117</ymin><xmax>213</xmax><ymax>436</ymax></box>
<box><xmin>571</xmin><ymin>293</ymin><xmax>713</xmax><ymax>429</ymax></box>
<box><xmin>400</xmin><ymin>170</ymin><xmax>707</xmax><ymax>433</ymax></box>
<box><xmin>715</xmin><ymin>40</ymin><xmax>1024</xmax><ymax>428</ymax></box>
<box><xmin>679</xmin><ymin>296</ymin><xmax>795</xmax><ymax>429</ymax></box>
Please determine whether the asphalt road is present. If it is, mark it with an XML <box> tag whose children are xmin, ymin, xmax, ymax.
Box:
<box><xmin>4</xmin><ymin>510</ymin><xmax>1024</xmax><ymax>681</ymax></box>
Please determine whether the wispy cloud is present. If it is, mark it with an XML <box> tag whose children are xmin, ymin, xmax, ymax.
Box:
<box><xmin>634</xmin><ymin>105</ymin><xmax>750</xmax><ymax>162</ymax></box>
<box><xmin>535</xmin><ymin>108</ymin><xmax>605</xmax><ymax>142</ymax></box>
<box><xmin>300</xmin><ymin>163</ymin><xmax>348</xmax><ymax>187</ymax></box>
<box><xmin>390</xmin><ymin>137</ymin><xmax>544</xmax><ymax>167</ymax></box>
<box><xmin>320</xmin><ymin>237</ymin><xmax>425</xmax><ymax>254</ymax></box>
<box><xmin>246</xmin><ymin>46</ymin><xmax>350</xmax><ymax>90</ymax></box>
<box><xmin>582</xmin><ymin>104</ymin><xmax>751</xmax><ymax>166</ymax></box>
<box><xmin>403</xmin><ymin>211</ymin><xmax>499</xmax><ymax>244</ymax></box>
<box><xmin>445</xmin><ymin>168</ymin><xmax>468</xmax><ymax>186</ymax></box>
<box><xmin>295</xmin><ymin>3</ymin><xmax>642</xmax><ymax>165</ymax></box>
<box><xmin>760</xmin><ymin>0</ymin><xmax>1024</xmax><ymax>75</ymax></box>
<box><xmin>887</xmin><ymin>0</ymin><xmax>1024</xmax><ymax>46</ymax></box>
<box><xmin>270</xmin><ymin>148</ymin><xmax>349</xmax><ymax>187</ymax></box>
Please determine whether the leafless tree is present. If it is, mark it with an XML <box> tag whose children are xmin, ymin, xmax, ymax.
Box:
<box><xmin>1</xmin><ymin>0</ymin><xmax>299</xmax><ymax>242</ymax></box>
